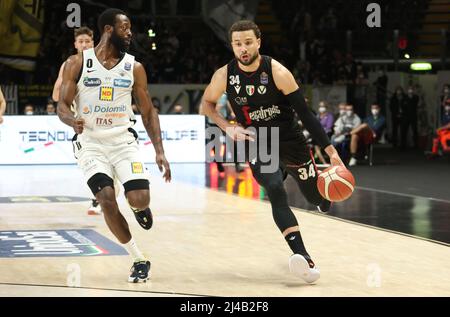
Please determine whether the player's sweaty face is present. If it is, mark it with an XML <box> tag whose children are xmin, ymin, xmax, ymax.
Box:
<box><xmin>74</xmin><ymin>34</ymin><xmax>94</xmax><ymax>53</ymax></box>
<box><xmin>231</xmin><ymin>30</ymin><xmax>261</xmax><ymax>66</ymax></box>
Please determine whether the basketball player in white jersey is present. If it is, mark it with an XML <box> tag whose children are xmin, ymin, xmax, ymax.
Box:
<box><xmin>57</xmin><ymin>8</ymin><xmax>171</xmax><ymax>283</ymax></box>
<box><xmin>52</xmin><ymin>26</ymin><xmax>112</xmax><ymax>215</ymax></box>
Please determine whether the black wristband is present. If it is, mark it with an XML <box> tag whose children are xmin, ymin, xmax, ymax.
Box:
<box><xmin>286</xmin><ymin>89</ymin><xmax>331</xmax><ymax>148</ymax></box>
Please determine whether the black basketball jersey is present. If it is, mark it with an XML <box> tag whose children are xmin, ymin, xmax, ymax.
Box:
<box><xmin>226</xmin><ymin>55</ymin><xmax>303</xmax><ymax>141</ymax></box>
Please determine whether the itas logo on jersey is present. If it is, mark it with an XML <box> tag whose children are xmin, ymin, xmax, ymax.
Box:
<box><xmin>95</xmin><ymin>117</ymin><xmax>113</xmax><ymax>126</ymax></box>
<box><xmin>99</xmin><ymin>87</ymin><xmax>114</xmax><ymax>101</ymax></box>
<box><xmin>113</xmin><ymin>79</ymin><xmax>131</xmax><ymax>88</ymax></box>
<box><xmin>83</xmin><ymin>77</ymin><xmax>101</xmax><ymax>87</ymax></box>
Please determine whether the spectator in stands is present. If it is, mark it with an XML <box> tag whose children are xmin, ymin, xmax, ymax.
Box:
<box><xmin>401</xmin><ymin>86</ymin><xmax>419</xmax><ymax>149</ymax></box>
<box><xmin>334</xmin><ymin>102</ymin><xmax>347</xmax><ymax>119</ymax></box>
<box><xmin>389</xmin><ymin>86</ymin><xmax>406</xmax><ymax>147</ymax></box>
<box><xmin>348</xmin><ymin>104</ymin><xmax>386</xmax><ymax>166</ymax></box>
<box><xmin>24</xmin><ymin>104</ymin><xmax>35</xmax><ymax>115</ymax></box>
<box><xmin>0</xmin><ymin>86</ymin><xmax>6</xmax><ymax>124</ymax></box>
<box><xmin>314</xmin><ymin>101</ymin><xmax>334</xmax><ymax>164</ymax></box>
<box><xmin>428</xmin><ymin>103</ymin><xmax>450</xmax><ymax>158</ymax></box>
<box><xmin>438</xmin><ymin>84</ymin><xmax>450</xmax><ymax>126</ymax></box>
<box><xmin>46</xmin><ymin>102</ymin><xmax>56</xmax><ymax>115</ymax></box>
<box><xmin>374</xmin><ymin>68</ymin><xmax>388</xmax><ymax>109</ymax></box>
<box><xmin>331</xmin><ymin>104</ymin><xmax>361</xmax><ymax>160</ymax></box>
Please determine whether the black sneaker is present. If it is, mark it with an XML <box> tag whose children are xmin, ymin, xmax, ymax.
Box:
<box><xmin>317</xmin><ymin>199</ymin><xmax>332</xmax><ymax>213</ymax></box>
<box><xmin>132</xmin><ymin>207</ymin><xmax>153</xmax><ymax>230</ymax></box>
<box><xmin>128</xmin><ymin>260</ymin><xmax>151</xmax><ymax>283</ymax></box>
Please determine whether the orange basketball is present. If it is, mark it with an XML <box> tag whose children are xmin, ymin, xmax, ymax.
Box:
<box><xmin>317</xmin><ymin>166</ymin><xmax>355</xmax><ymax>202</ymax></box>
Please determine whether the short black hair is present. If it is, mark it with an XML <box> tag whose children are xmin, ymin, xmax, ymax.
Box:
<box><xmin>97</xmin><ymin>8</ymin><xmax>127</xmax><ymax>34</ymax></box>
<box><xmin>228</xmin><ymin>20</ymin><xmax>261</xmax><ymax>42</ymax></box>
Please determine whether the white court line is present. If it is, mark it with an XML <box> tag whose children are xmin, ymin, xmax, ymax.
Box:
<box><xmin>355</xmin><ymin>186</ymin><xmax>450</xmax><ymax>203</ymax></box>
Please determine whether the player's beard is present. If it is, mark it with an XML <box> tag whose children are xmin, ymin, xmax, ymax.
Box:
<box><xmin>238</xmin><ymin>51</ymin><xmax>259</xmax><ymax>66</ymax></box>
<box><xmin>111</xmin><ymin>30</ymin><xmax>129</xmax><ymax>52</ymax></box>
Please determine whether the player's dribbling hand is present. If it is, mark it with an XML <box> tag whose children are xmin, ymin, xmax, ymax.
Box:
<box><xmin>226</xmin><ymin>126</ymin><xmax>255</xmax><ymax>142</ymax></box>
<box><xmin>156</xmin><ymin>153</ymin><xmax>171</xmax><ymax>183</ymax></box>
<box><xmin>73</xmin><ymin>118</ymin><xmax>85</xmax><ymax>134</ymax></box>
<box><xmin>329</xmin><ymin>153</ymin><xmax>345</xmax><ymax>167</ymax></box>
<box><xmin>325</xmin><ymin>145</ymin><xmax>346</xmax><ymax>168</ymax></box>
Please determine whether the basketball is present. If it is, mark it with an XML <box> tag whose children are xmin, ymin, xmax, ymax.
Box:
<box><xmin>317</xmin><ymin>166</ymin><xmax>355</xmax><ymax>202</ymax></box>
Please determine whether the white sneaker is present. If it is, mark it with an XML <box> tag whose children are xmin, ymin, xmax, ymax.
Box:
<box><xmin>87</xmin><ymin>199</ymin><xmax>102</xmax><ymax>215</ymax></box>
<box><xmin>289</xmin><ymin>254</ymin><xmax>320</xmax><ymax>283</ymax></box>
<box><xmin>348</xmin><ymin>157</ymin><xmax>357</xmax><ymax>167</ymax></box>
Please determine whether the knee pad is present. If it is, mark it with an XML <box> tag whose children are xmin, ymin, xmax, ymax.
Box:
<box><xmin>123</xmin><ymin>179</ymin><xmax>149</xmax><ymax>194</ymax></box>
<box><xmin>87</xmin><ymin>173</ymin><xmax>114</xmax><ymax>195</ymax></box>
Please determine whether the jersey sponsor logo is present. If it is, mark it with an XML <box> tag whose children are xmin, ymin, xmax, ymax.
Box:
<box><xmin>247</xmin><ymin>105</ymin><xmax>281</xmax><ymax>122</ymax></box>
<box><xmin>87</xmin><ymin>69</ymin><xmax>96</xmax><ymax>73</ymax></box>
<box><xmin>234</xmin><ymin>85</ymin><xmax>241</xmax><ymax>94</ymax></box>
<box><xmin>124</xmin><ymin>62</ymin><xmax>132</xmax><ymax>71</ymax></box>
<box><xmin>99</xmin><ymin>87</ymin><xmax>114</xmax><ymax>101</ymax></box>
<box><xmin>131</xmin><ymin>162</ymin><xmax>144</xmax><ymax>174</ymax></box>
<box><xmin>257</xmin><ymin>85</ymin><xmax>266</xmax><ymax>94</ymax></box>
<box><xmin>113</xmin><ymin>79</ymin><xmax>132</xmax><ymax>88</ymax></box>
<box><xmin>95</xmin><ymin>117</ymin><xmax>113</xmax><ymax>126</ymax></box>
<box><xmin>234</xmin><ymin>97</ymin><xmax>247</xmax><ymax>106</ymax></box>
<box><xmin>246</xmin><ymin>85</ymin><xmax>255</xmax><ymax>96</ymax></box>
<box><xmin>83</xmin><ymin>77</ymin><xmax>101</xmax><ymax>87</ymax></box>
<box><xmin>260</xmin><ymin>72</ymin><xmax>269</xmax><ymax>85</ymax></box>
<box><xmin>82</xmin><ymin>105</ymin><xmax>92</xmax><ymax>114</ymax></box>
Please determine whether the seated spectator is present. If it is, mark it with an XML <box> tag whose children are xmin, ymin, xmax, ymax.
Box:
<box><xmin>314</xmin><ymin>101</ymin><xmax>334</xmax><ymax>164</ymax></box>
<box><xmin>331</xmin><ymin>104</ymin><xmax>361</xmax><ymax>160</ymax></box>
<box><xmin>334</xmin><ymin>102</ymin><xmax>347</xmax><ymax>120</ymax></box>
<box><xmin>348</xmin><ymin>104</ymin><xmax>386</xmax><ymax>166</ymax></box>
<box><xmin>428</xmin><ymin>104</ymin><xmax>450</xmax><ymax>158</ymax></box>
<box><xmin>46</xmin><ymin>102</ymin><xmax>56</xmax><ymax>115</ymax></box>
<box><xmin>24</xmin><ymin>104</ymin><xmax>35</xmax><ymax>115</ymax></box>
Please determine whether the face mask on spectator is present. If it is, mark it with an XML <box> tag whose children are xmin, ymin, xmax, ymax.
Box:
<box><xmin>346</xmin><ymin>110</ymin><xmax>353</xmax><ymax>116</ymax></box>
<box><xmin>339</xmin><ymin>109</ymin><xmax>346</xmax><ymax>116</ymax></box>
<box><xmin>445</xmin><ymin>106</ymin><xmax>450</xmax><ymax>112</ymax></box>
<box><xmin>25</xmin><ymin>111</ymin><xmax>33</xmax><ymax>115</ymax></box>
<box><xmin>371</xmin><ymin>109</ymin><xmax>380</xmax><ymax>116</ymax></box>
<box><xmin>319</xmin><ymin>106</ymin><xmax>326</xmax><ymax>113</ymax></box>
<box><xmin>408</xmin><ymin>89</ymin><xmax>413</xmax><ymax>95</ymax></box>
<box><xmin>444</xmin><ymin>88</ymin><xmax>449</xmax><ymax>94</ymax></box>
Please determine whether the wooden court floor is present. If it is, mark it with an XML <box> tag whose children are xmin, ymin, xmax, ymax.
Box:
<box><xmin>0</xmin><ymin>166</ymin><xmax>449</xmax><ymax>297</ymax></box>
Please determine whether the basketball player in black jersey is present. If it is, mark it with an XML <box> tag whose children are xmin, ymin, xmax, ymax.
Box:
<box><xmin>200</xmin><ymin>20</ymin><xmax>346</xmax><ymax>283</ymax></box>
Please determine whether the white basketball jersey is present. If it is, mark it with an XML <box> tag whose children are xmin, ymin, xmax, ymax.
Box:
<box><xmin>75</xmin><ymin>48</ymin><xmax>135</xmax><ymax>139</ymax></box>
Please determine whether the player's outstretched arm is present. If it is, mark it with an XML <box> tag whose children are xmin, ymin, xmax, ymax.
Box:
<box><xmin>133</xmin><ymin>62</ymin><xmax>171</xmax><ymax>182</ymax></box>
<box><xmin>200</xmin><ymin>66</ymin><xmax>254</xmax><ymax>141</ymax></box>
<box><xmin>52</xmin><ymin>62</ymin><xmax>65</xmax><ymax>102</ymax></box>
<box><xmin>272</xmin><ymin>59</ymin><xmax>344</xmax><ymax>166</ymax></box>
<box><xmin>57</xmin><ymin>55</ymin><xmax>84</xmax><ymax>134</ymax></box>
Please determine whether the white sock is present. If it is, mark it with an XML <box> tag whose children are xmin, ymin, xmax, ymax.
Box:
<box><xmin>124</xmin><ymin>237</ymin><xmax>146</xmax><ymax>262</ymax></box>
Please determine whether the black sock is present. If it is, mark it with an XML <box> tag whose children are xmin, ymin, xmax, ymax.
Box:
<box><xmin>285</xmin><ymin>231</ymin><xmax>308</xmax><ymax>256</ymax></box>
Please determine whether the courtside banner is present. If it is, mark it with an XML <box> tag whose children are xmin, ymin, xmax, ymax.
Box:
<box><xmin>0</xmin><ymin>115</ymin><xmax>205</xmax><ymax>164</ymax></box>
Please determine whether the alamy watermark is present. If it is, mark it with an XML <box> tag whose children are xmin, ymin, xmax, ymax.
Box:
<box><xmin>206</xmin><ymin>126</ymin><xmax>280</xmax><ymax>174</ymax></box>
<box><xmin>366</xmin><ymin>3</ymin><xmax>381</xmax><ymax>28</ymax></box>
